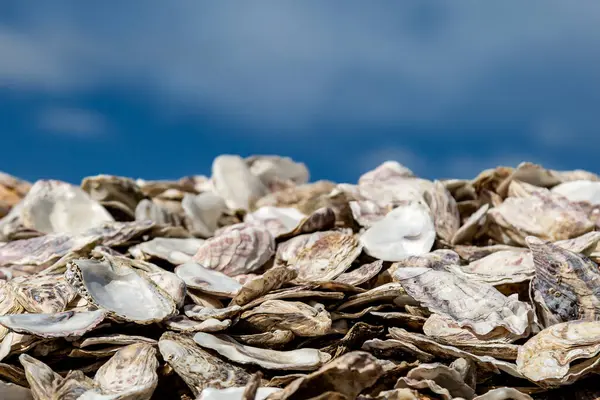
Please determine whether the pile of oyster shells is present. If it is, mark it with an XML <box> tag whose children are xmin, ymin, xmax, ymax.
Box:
<box><xmin>2</xmin><ymin>156</ymin><xmax>600</xmax><ymax>399</ymax></box>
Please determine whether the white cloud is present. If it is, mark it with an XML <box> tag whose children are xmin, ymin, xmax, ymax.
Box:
<box><xmin>37</xmin><ymin>107</ymin><xmax>108</xmax><ymax>138</ymax></box>
<box><xmin>1</xmin><ymin>2</ymin><xmax>600</xmax><ymax>133</ymax></box>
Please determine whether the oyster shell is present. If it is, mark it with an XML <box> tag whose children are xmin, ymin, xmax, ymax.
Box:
<box><xmin>81</xmin><ymin>343</ymin><xmax>158</xmax><ymax>399</ymax></box>
<box><xmin>193</xmin><ymin>332</ymin><xmax>331</xmax><ymax>370</ymax></box>
<box><xmin>182</xmin><ymin>192</ymin><xmax>228</xmax><ymax>238</ymax></box>
<box><xmin>21</xmin><ymin>180</ymin><xmax>114</xmax><ymax>234</ymax></box>
<box><xmin>193</xmin><ymin>223</ymin><xmax>275</xmax><ymax>276</ymax></box>
<box><xmin>446</xmin><ymin>249</ymin><xmax>534</xmax><ymax>286</ymax></box>
<box><xmin>0</xmin><ymin>234</ymin><xmax>99</xmax><ymax>273</ymax></box>
<box><xmin>198</xmin><ymin>386</ymin><xmax>281</xmax><ymax>400</ymax></box>
<box><xmin>423</xmin><ymin>181</ymin><xmax>461</xmax><ymax>243</ymax></box>
<box><xmin>158</xmin><ymin>331</ymin><xmax>251</xmax><ymax>397</ymax></box>
<box><xmin>135</xmin><ymin>198</ymin><xmax>185</xmax><ymax>227</ymax></box>
<box><xmin>359</xmin><ymin>201</ymin><xmax>435</xmax><ymax>261</ymax></box>
<box><xmin>240</xmin><ymin>300</ymin><xmax>332</xmax><ymax>336</ymax></box>
<box><xmin>9</xmin><ymin>274</ymin><xmax>77</xmax><ymax>314</ymax></box>
<box><xmin>212</xmin><ymin>154</ymin><xmax>269</xmax><ymax>210</ymax></box>
<box><xmin>81</xmin><ymin>174</ymin><xmax>145</xmax><ymax>219</ymax></box>
<box><xmin>551</xmin><ymin>180</ymin><xmax>600</xmax><ymax>205</ymax></box>
<box><xmin>395</xmin><ymin>362</ymin><xmax>475</xmax><ymax>400</ymax></box>
<box><xmin>164</xmin><ymin>315</ymin><xmax>231</xmax><ymax>333</ymax></box>
<box><xmin>392</xmin><ymin>267</ymin><xmax>533</xmax><ymax>340</ymax></box>
<box><xmin>266</xmin><ymin>351</ymin><xmax>386</xmax><ymax>400</ymax></box>
<box><xmin>336</xmin><ymin>283</ymin><xmax>412</xmax><ymax>311</ymax></box>
<box><xmin>334</xmin><ymin>260</ymin><xmax>383</xmax><ymax>286</ymax></box>
<box><xmin>516</xmin><ymin>320</ymin><xmax>600</xmax><ymax>387</ymax></box>
<box><xmin>231</xmin><ymin>266</ymin><xmax>298</xmax><ymax>306</ymax></box>
<box><xmin>359</xmin><ymin>161</ymin><xmax>415</xmax><ymax>185</ymax></box>
<box><xmin>184</xmin><ymin>304</ymin><xmax>241</xmax><ymax>321</ymax></box>
<box><xmin>76</xmin><ymin>334</ymin><xmax>157</xmax><ymax>348</ymax></box>
<box><xmin>451</xmin><ymin>203</ymin><xmax>489</xmax><ymax>245</ymax></box>
<box><xmin>246</xmin><ymin>155</ymin><xmax>310</xmax><ymax>189</ymax></box>
<box><xmin>0</xmin><ymin>310</ymin><xmax>106</xmax><ymax>338</ymax></box>
<box><xmin>488</xmin><ymin>190</ymin><xmax>593</xmax><ymax>245</ymax></box>
<box><xmin>0</xmin><ymin>381</ymin><xmax>33</xmax><ymax>400</ymax></box>
<box><xmin>286</xmin><ymin>231</ymin><xmax>362</xmax><ymax>282</ymax></box>
<box><xmin>231</xmin><ymin>330</ymin><xmax>295</xmax><ymax>349</ymax></box>
<box><xmin>175</xmin><ymin>262</ymin><xmax>242</xmax><ymax>297</ymax></box>
<box><xmin>527</xmin><ymin>236</ymin><xmax>600</xmax><ymax>326</ymax></box>
<box><xmin>129</xmin><ymin>237</ymin><xmax>205</xmax><ymax>265</ymax></box>
<box><xmin>388</xmin><ymin>327</ymin><xmax>523</xmax><ymax>378</ymax></box>
<box><xmin>0</xmin><ymin>172</ymin><xmax>30</xmax><ymax>217</ymax></box>
<box><xmin>65</xmin><ymin>258</ymin><xmax>177</xmax><ymax>324</ymax></box>
<box><xmin>349</xmin><ymin>200</ymin><xmax>389</xmax><ymax>228</ymax></box>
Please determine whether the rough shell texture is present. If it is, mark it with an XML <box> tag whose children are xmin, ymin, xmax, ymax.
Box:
<box><xmin>286</xmin><ymin>231</ymin><xmax>362</xmax><ymax>282</ymax></box>
<box><xmin>392</xmin><ymin>267</ymin><xmax>534</xmax><ymax>339</ymax></box>
<box><xmin>193</xmin><ymin>223</ymin><xmax>275</xmax><ymax>276</ymax></box>
<box><xmin>527</xmin><ymin>236</ymin><xmax>600</xmax><ymax>327</ymax></box>
<box><xmin>516</xmin><ymin>320</ymin><xmax>600</xmax><ymax>387</ymax></box>
<box><xmin>158</xmin><ymin>332</ymin><xmax>251</xmax><ymax>397</ymax></box>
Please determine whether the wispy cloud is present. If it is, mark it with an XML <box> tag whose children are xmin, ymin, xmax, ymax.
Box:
<box><xmin>37</xmin><ymin>107</ymin><xmax>108</xmax><ymax>138</ymax></box>
<box><xmin>1</xmin><ymin>2</ymin><xmax>599</xmax><ymax>135</ymax></box>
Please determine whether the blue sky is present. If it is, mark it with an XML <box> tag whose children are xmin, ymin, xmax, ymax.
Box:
<box><xmin>2</xmin><ymin>2</ymin><xmax>600</xmax><ymax>184</ymax></box>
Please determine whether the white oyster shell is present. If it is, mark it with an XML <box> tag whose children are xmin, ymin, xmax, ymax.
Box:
<box><xmin>212</xmin><ymin>155</ymin><xmax>268</xmax><ymax>210</ymax></box>
<box><xmin>21</xmin><ymin>180</ymin><xmax>114</xmax><ymax>234</ymax></box>
<box><xmin>130</xmin><ymin>237</ymin><xmax>205</xmax><ymax>265</ymax></box>
<box><xmin>551</xmin><ymin>180</ymin><xmax>600</xmax><ymax>205</ymax></box>
<box><xmin>182</xmin><ymin>192</ymin><xmax>228</xmax><ymax>238</ymax></box>
<box><xmin>193</xmin><ymin>332</ymin><xmax>331</xmax><ymax>370</ymax></box>
<box><xmin>359</xmin><ymin>201</ymin><xmax>435</xmax><ymax>261</ymax></box>
<box><xmin>66</xmin><ymin>259</ymin><xmax>176</xmax><ymax>324</ymax></box>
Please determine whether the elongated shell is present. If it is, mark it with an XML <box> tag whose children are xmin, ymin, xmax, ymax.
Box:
<box><xmin>193</xmin><ymin>333</ymin><xmax>331</xmax><ymax>370</ymax></box>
